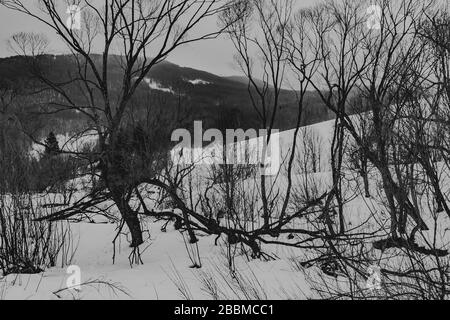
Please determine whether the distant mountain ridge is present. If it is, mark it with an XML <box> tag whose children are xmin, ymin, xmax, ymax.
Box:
<box><xmin>0</xmin><ymin>54</ymin><xmax>331</xmax><ymax>136</ymax></box>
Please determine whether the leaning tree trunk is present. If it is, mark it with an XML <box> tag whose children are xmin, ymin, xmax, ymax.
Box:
<box><xmin>111</xmin><ymin>189</ymin><xmax>144</xmax><ymax>248</ymax></box>
<box><xmin>100</xmin><ymin>139</ymin><xmax>144</xmax><ymax>248</ymax></box>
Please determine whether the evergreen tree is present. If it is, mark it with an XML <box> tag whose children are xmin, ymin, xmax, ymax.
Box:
<box><xmin>44</xmin><ymin>131</ymin><xmax>59</xmax><ymax>156</ymax></box>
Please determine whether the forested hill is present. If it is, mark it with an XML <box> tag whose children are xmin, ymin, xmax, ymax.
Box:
<box><xmin>0</xmin><ymin>54</ymin><xmax>332</xmax><ymax>136</ymax></box>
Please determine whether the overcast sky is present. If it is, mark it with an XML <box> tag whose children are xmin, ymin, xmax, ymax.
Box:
<box><xmin>0</xmin><ymin>0</ymin><xmax>318</xmax><ymax>77</ymax></box>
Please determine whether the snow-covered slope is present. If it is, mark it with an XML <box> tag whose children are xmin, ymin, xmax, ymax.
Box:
<box><xmin>0</xmin><ymin>219</ymin><xmax>311</xmax><ymax>300</ymax></box>
<box><xmin>6</xmin><ymin>113</ymin><xmax>449</xmax><ymax>300</ymax></box>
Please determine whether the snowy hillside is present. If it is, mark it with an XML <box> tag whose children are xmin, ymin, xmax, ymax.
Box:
<box><xmin>2</xmin><ymin>121</ymin><xmax>338</xmax><ymax>300</ymax></box>
<box><xmin>2</xmin><ymin>110</ymin><xmax>450</xmax><ymax>300</ymax></box>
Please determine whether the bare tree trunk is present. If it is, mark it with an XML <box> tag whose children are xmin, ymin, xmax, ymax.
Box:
<box><xmin>112</xmin><ymin>190</ymin><xmax>143</xmax><ymax>248</ymax></box>
<box><xmin>361</xmin><ymin>153</ymin><xmax>370</xmax><ymax>198</ymax></box>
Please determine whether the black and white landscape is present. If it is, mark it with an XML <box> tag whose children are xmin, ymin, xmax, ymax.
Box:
<box><xmin>0</xmin><ymin>0</ymin><xmax>449</xmax><ymax>300</ymax></box>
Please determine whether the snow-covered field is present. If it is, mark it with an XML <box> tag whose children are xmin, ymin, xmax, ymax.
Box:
<box><xmin>3</xmin><ymin>120</ymin><xmax>334</xmax><ymax>300</ymax></box>
<box><xmin>3</xmin><ymin>117</ymin><xmax>450</xmax><ymax>300</ymax></box>
<box><xmin>0</xmin><ymin>219</ymin><xmax>314</xmax><ymax>300</ymax></box>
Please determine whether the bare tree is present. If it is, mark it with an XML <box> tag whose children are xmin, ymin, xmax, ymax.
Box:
<box><xmin>7</xmin><ymin>32</ymin><xmax>49</xmax><ymax>57</ymax></box>
<box><xmin>284</xmin><ymin>0</ymin><xmax>450</xmax><ymax>299</ymax></box>
<box><xmin>0</xmin><ymin>0</ymin><xmax>235</xmax><ymax>258</ymax></box>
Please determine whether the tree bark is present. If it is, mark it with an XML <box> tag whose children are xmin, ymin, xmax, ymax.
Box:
<box><xmin>112</xmin><ymin>188</ymin><xmax>143</xmax><ymax>248</ymax></box>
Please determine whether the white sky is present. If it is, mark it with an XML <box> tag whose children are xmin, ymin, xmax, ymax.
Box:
<box><xmin>0</xmin><ymin>0</ymin><xmax>318</xmax><ymax>77</ymax></box>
